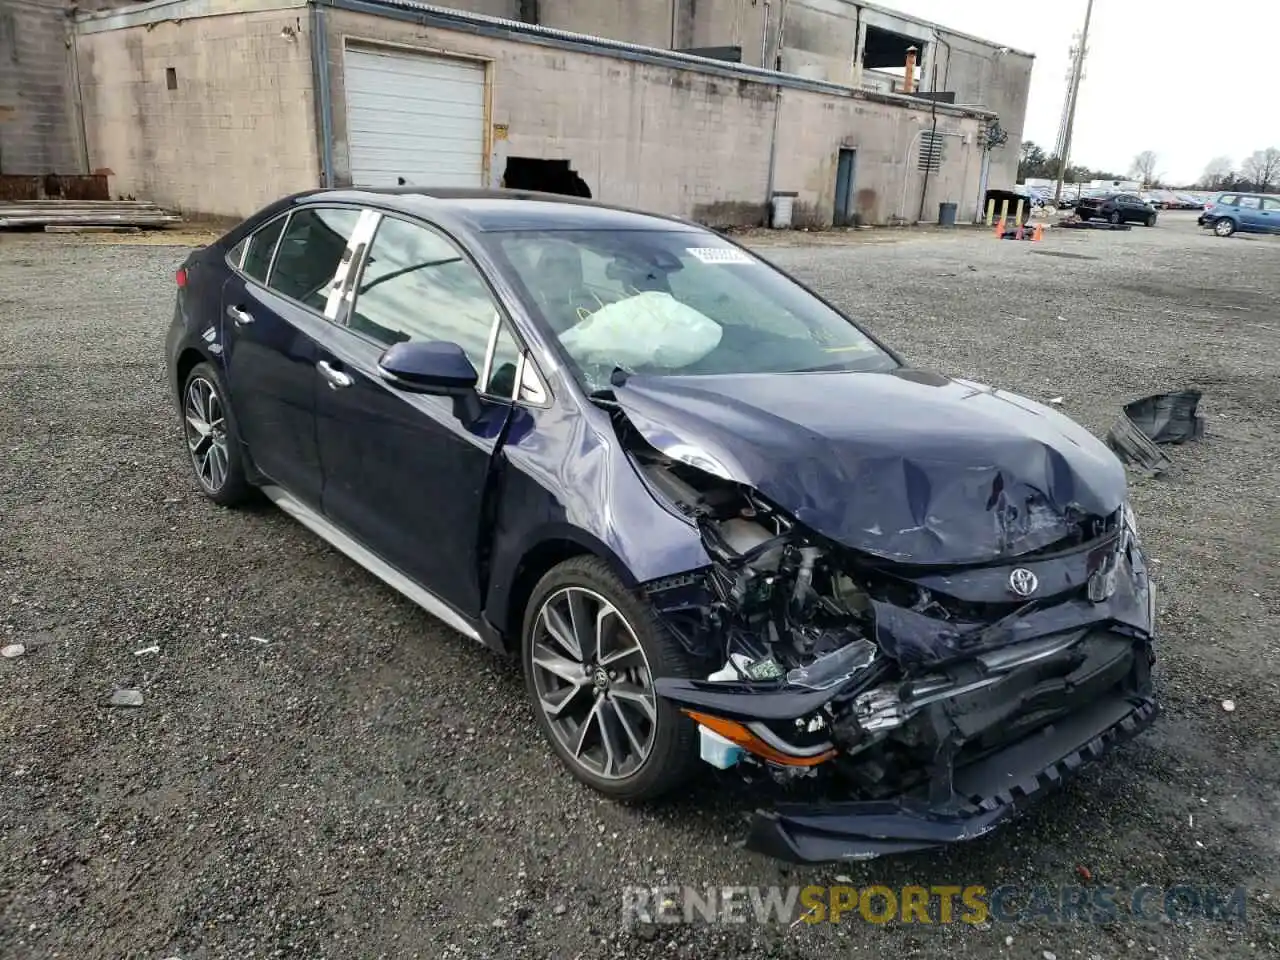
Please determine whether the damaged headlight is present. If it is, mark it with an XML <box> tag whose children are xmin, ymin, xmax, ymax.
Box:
<box><xmin>1088</xmin><ymin>499</ymin><xmax>1141</xmax><ymax>603</ymax></box>
<box><xmin>786</xmin><ymin>638</ymin><xmax>878</xmax><ymax>691</ymax></box>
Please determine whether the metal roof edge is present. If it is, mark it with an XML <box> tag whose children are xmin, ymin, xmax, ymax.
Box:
<box><xmin>75</xmin><ymin>0</ymin><xmax>306</xmax><ymax>33</ymax></box>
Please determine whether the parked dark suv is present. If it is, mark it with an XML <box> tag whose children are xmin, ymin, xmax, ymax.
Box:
<box><xmin>1075</xmin><ymin>193</ymin><xmax>1158</xmax><ymax>226</ymax></box>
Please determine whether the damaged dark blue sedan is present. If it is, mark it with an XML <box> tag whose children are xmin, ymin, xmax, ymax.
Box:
<box><xmin>166</xmin><ymin>189</ymin><xmax>1157</xmax><ymax>863</ymax></box>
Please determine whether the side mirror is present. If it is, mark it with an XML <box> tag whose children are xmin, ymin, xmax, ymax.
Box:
<box><xmin>377</xmin><ymin>340</ymin><xmax>478</xmax><ymax>396</ymax></box>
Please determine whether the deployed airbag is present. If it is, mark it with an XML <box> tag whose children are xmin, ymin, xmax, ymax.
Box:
<box><xmin>559</xmin><ymin>291</ymin><xmax>723</xmax><ymax>371</ymax></box>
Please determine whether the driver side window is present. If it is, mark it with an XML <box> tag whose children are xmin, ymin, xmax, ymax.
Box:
<box><xmin>347</xmin><ymin>216</ymin><xmax>498</xmax><ymax>372</ymax></box>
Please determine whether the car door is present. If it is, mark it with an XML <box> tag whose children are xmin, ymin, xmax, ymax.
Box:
<box><xmin>219</xmin><ymin>205</ymin><xmax>372</xmax><ymax>508</ymax></box>
<box><xmin>1121</xmin><ymin>194</ymin><xmax>1143</xmax><ymax>221</ymax></box>
<box><xmin>1260</xmin><ymin>197</ymin><xmax>1280</xmax><ymax>234</ymax></box>
<box><xmin>311</xmin><ymin>212</ymin><xmax>524</xmax><ymax>618</ymax></box>
<box><xmin>1234</xmin><ymin>195</ymin><xmax>1264</xmax><ymax>231</ymax></box>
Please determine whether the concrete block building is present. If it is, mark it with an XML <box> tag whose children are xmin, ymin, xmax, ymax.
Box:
<box><xmin>2</xmin><ymin>0</ymin><xmax>1033</xmax><ymax>226</ymax></box>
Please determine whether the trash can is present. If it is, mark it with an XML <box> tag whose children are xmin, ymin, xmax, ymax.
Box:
<box><xmin>771</xmin><ymin>192</ymin><xmax>797</xmax><ymax>229</ymax></box>
<box><xmin>937</xmin><ymin>201</ymin><xmax>958</xmax><ymax>227</ymax></box>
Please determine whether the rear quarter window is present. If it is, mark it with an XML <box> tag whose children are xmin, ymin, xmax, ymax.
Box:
<box><xmin>1218</xmin><ymin>195</ymin><xmax>1238</xmax><ymax>206</ymax></box>
<box><xmin>238</xmin><ymin>215</ymin><xmax>288</xmax><ymax>282</ymax></box>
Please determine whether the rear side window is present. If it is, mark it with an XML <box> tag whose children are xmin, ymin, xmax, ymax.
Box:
<box><xmin>240</xmin><ymin>215</ymin><xmax>287</xmax><ymax>282</ymax></box>
<box><xmin>1262</xmin><ymin>198</ymin><xmax>1280</xmax><ymax>211</ymax></box>
<box><xmin>267</xmin><ymin>208</ymin><xmax>362</xmax><ymax>311</ymax></box>
<box><xmin>1237</xmin><ymin>196</ymin><xmax>1261</xmax><ymax>209</ymax></box>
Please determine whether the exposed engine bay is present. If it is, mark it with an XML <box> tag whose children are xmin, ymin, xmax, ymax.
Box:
<box><xmin>618</xmin><ymin>415</ymin><xmax>1158</xmax><ymax>861</ymax></box>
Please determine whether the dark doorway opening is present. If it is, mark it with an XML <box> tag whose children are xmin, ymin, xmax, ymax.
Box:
<box><xmin>502</xmin><ymin>157</ymin><xmax>592</xmax><ymax>199</ymax></box>
<box><xmin>834</xmin><ymin>148</ymin><xmax>857</xmax><ymax>226</ymax></box>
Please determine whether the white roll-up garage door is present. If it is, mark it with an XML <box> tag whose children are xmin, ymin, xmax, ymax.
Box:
<box><xmin>343</xmin><ymin>47</ymin><xmax>486</xmax><ymax>188</ymax></box>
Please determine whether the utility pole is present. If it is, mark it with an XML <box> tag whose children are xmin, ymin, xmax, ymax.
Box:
<box><xmin>1053</xmin><ymin>0</ymin><xmax>1094</xmax><ymax>206</ymax></box>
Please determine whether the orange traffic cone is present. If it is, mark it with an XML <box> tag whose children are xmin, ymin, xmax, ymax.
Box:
<box><xmin>1033</xmin><ymin>223</ymin><xmax>1044</xmax><ymax>241</ymax></box>
<box><xmin>994</xmin><ymin>217</ymin><xmax>1004</xmax><ymax>238</ymax></box>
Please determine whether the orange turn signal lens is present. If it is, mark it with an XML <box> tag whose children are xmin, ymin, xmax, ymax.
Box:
<box><xmin>684</xmin><ymin>710</ymin><xmax>836</xmax><ymax>767</ymax></box>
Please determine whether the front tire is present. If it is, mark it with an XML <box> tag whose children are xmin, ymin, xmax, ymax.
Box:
<box><xmin>522</xmin><ymin>556</ymin><xmax>700</xmax><ymax>801</ymax></box>
<box><xmin>182</xmin><ymin>361</ymin><xmax>251</xmax><ymax>506</ymax></box>
<box><xmin>1145</xmin><ymin>213</ymin><xmax>1157</xmax><ymax>227</ymax></box>
<box><xmin>1214</xmin><ymin>217</ymin><xmax>1236</xmax><ymax>237</ymax></box>
<box><xmin>1108</xmin><ymin>210</ymin><xmax>1121</xmax><ymax>224</ymax></box>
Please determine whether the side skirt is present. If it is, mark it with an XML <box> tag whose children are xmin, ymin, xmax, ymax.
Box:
<box><xmin>261</xmin><ymin>484</ymin><xmax>484</xmax><ymax>644</ymax></box>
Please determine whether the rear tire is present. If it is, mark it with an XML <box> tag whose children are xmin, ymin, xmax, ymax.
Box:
<box><xmin>522</xmin><ymin>556</ymin><xmax>701</xmax><ymax>801</ymax></box>
<box><xmin>181</xmin><ymin>362</ymin><xmax>252</xmax><ymax>507</ymax></box>
<box><xmin>1214</xmin><ymin>218</ymin><xmax>1236</xmax><ymax>237</ymax></box>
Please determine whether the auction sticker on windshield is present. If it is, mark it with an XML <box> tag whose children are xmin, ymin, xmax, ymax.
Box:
<box><xmin>687</xmin><ymin>247</ymin><xmax>754</xmax><ymax>265</ymax></box>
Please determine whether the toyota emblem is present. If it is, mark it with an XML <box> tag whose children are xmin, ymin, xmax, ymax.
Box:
<box><xmin>1009</xmin><ymin>568</ymin><xmax>1039</xmax><ymax>597</ymax></box>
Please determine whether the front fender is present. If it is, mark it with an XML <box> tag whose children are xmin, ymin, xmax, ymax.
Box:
<box><xmin>481</xmin><ymin>401</ymin><xmax>710</xmax><ymax>643</ymax></box>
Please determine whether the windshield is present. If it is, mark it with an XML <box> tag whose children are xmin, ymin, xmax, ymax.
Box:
<box><xmin>489</xmin><ymin>229</ymin><xmax>896</xmax><ymax>391</ymax></box>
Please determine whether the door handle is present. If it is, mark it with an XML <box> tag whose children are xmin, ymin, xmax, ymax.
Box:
<box><xmin>316</xmin><ymin>359</ymin><xmax>353</xmax><ymax>390</ymax></box>
<box><xmin>226</xmin><ymin>305</ymin><xmax>254</xmax><ymax>326</ymax></box>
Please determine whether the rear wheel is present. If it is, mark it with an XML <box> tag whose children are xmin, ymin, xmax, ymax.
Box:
<box><xmin>522</xmin><ymin>556</ymin><xmax>700</xmax><ymax>801</ymax></box>
<box><xmin>182</xmin><ymin>362</ymin><xmax>251</xmax><ymax>506</ymax></box>
<box><xmin>1108</xmin><ymin>210</ymin><xmax>1121</xmax><ymax>224</ymax></box>
<box><xmin>1214</xmin><ymin>217</ymin><xmax>1236</xmax><ymax>237</ymax></box>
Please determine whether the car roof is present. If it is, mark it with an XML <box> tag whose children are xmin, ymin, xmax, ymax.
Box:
<box><xmin>285</xmin><ymin>187</ymin><xmax>707</xmax><ymax>234</ymax></box>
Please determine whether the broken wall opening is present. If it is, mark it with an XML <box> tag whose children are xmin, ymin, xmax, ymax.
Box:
<box><xmin>862</xmin><ymin>25</ymin><xmax>925</xmax><ymax>70</ymax></box>
<box><xmin>502</xmin><ymin>157</ymin><xmax>592</xmax><ymax>199</ymax></box>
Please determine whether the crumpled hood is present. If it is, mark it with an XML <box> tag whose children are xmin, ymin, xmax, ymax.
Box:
<box><xmin>614</xmin><ymin>369</ymin><xmax>1128</xmax><ymax>564</ymax></box>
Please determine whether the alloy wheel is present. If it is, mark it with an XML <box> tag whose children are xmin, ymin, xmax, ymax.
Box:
<box><xmin>1214</xmin><ymin>218</ymin><xmax>1235</xmax><ymax>237</ymax></box>
<box><xmin>530</xmin><ymin>586</ymin><xmax>658</xmax><ymax>780</ymax></box>
<box><xmin>184</xmin><ymin>377</ymin><xmax>230</xmax><ymax>493</ymax></box>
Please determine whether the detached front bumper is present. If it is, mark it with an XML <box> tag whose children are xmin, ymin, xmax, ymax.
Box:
<box><xmin>747</xmin><ymin>693</ymin><xmax>1157</xmax><ymax>863</ymax></box>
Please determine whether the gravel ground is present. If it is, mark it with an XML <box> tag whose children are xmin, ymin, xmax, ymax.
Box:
<box><xmin>1</xmin><ymin>212</ymin><xmax>1277</xmax><ymax>959</ymax></box>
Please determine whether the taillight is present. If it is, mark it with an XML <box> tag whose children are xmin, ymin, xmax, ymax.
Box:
<box><xmin>175</xmin><ymin>266</ymin><xmax>188</xmax><ymax>288</ymax></box>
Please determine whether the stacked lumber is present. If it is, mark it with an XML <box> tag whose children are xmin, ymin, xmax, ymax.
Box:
<box><xmin>0</xmin><ymin>200</ymin><xmax>182</xmax><ymax>230</ymax></box>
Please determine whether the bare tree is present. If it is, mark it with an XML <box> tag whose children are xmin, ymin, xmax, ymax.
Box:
<box><xmin>1130</xmin><ymin>150</ymin><xmax>1159</xmax><ymax>186</ymax></box>
<box><xmin>1200</xmin><ymin>156</ymin><xmax>1234</xmax><ymax>189</ymax></box>
<box><xmin>1240</xmin><ymin>148</ymin><xmax>1280</xmax><ymax>191</ymax></box>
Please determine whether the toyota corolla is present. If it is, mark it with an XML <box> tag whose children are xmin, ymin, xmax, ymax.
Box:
<box><xmin>166</xmin><ymin>189</ymin><xmax>1157</xmax><ymax>863</ymax></box>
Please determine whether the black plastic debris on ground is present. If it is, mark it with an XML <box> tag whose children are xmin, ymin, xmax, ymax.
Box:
<box><xmin>1107</xmin><ymin>389</ymin><xmax>1206</xmax><ymax>476</ymax></box>
<box><xmin>1056</xmin><ymin>219</ymin><xmax>1133</xmax><ymax>230</ymax></box>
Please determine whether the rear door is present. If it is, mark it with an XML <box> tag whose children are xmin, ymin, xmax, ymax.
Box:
<box><xmin>311</xmin><ymin>213</ymin><xmax>523</xmax><ymax>617</ymax></box>
<box><xmin>1260</xmin><ymin>197</ymin><xmax>1280</xmax><ymax>233</ymax></box>
<box><xmin>1234</xmin><ymin>195</ymin><xmax>1264</xmax><ymax>231</ymax></box>
<box><xmin>220</xmin><ymin>206</ymin><xmax>373</xmax><ymax>507</ymax></box>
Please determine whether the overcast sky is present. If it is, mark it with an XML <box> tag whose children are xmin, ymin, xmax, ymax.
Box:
<box><xmin>871</xmin><ymin>0</ymin><xmax>1279</xmax><ymax>185</ymax></box>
